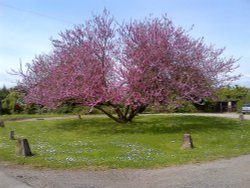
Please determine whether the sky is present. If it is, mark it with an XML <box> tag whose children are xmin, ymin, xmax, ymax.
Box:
<box><xmin>0</xmin><ymin>0</ymin><xmax>250</xmax><ymax>88</ymax></box>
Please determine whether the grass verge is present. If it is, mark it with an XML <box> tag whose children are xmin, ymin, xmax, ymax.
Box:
<box><xmin>0</xmin><ymin>114</ymin><xmax>250</xmax><ymax>169</ymax></box>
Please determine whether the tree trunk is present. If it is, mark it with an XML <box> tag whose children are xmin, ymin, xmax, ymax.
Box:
<box><xmin>182</xmin><ymin>133</ymin><xmax>194</xmax><ymax>149</ymax></box>
<box><xmin>16</xmin><ymin>139</ymin><xmax>33</xmax><ymax>157</ymax></box>
<box><xmin>95</xmin><ymin>106</ymin><xmax>124</xmax><ymax>123</ymax></box>
<box><xmin>0</xmin><ymin>121</ymin><xmax>4</xmax><ymax>127</ymax></box>
<box><xmin>95</xmin><ymin>105</ymin><xmax>147</xmax><ymax>124</ymax></box>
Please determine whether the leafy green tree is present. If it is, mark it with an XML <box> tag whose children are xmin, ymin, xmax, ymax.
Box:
<box><xmin>216</xmin><ymin>85</ymin><xmax>249</xmax><ymax>101</ymax></box>
<box><xmin>214</xmin><ymin>85</ymin><xmax>250</xmax><ymax>112</ymax></box>
<box><xmin>0</xmin><ymin>86</ymin><xmax>9</xmax><ymax>99</ymax></box>
<box><xmin>2</xmin><ymin>91</ymin><xmax>21</xmax><ymax>114</ymax></box>
<box><xmin>0</xmin><ymin>86</ymin><xmax>10</xmax><ymax>114</ymax></box>
<box><xmin>195</xmin><ymin>86</ymin><xmax>249</xmax><ymax>113</ymax></box>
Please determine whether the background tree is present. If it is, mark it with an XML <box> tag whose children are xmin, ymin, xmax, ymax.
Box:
<box><xmin>2</xmin><ymin>91</ymin><xmax>22</xmax><ymax>114</ymax></box>
<box><xmin>16</xmin><ymin>10</ymin><xmax>239</xmax><ymax>123</ymax></box>
<box><xmin>216</xmin><ymin>85</ymin><xmax>249</xmax><ymax>101</ymax></box>
<box><xmin>0</xmin><ymin>85</ymin><xmax>10</xmax><ymax>114</ymax></box>
<box><xmin>0</xmin><ymin>85</ymin><xmax>9</xmax><ymax>99</ymax></box>
<box><xmin>196</xmin><ymin>85</ymin><xmax>249</xmax><ymax>112</ymax></box>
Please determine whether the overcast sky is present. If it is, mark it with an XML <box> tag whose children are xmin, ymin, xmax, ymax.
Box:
<box><xmin>0</xmin><ymin>0</ymin><xmax>250</xmax><ymax>88</ymax></box>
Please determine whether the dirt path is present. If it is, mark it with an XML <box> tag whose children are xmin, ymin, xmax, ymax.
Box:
<box><xmin>1</xmin><ymin>154</ymin><xmax>250</xmax><ymax>188</ymax></box>
<box><xmin>6</xmin><ymin>113</ymin><xmax>250</xmax><ymax>123</ymax></box>
<box><xmin>175</xmin><ymin>113</ymin><xmax>250</xmax><ymax>120</ymax></box>
<box><xmin>5</xmin><ymin>115</ymin><xmax>79</xmax><ymax>122</ymax></box>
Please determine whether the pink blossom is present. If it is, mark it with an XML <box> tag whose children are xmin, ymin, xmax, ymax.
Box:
<box><xmin>17</xmin><ymin>10</ymin><xmax>239</xmax><ymax>123</ymax></box>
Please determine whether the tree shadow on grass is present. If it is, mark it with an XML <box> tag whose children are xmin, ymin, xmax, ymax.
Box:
<box><xmin>55</xmin><ymin>115</ymin><xmax>241</xmax><ymax>135</ymax></box>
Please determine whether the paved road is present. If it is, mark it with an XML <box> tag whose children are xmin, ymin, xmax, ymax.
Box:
<box><xmin>1</xmin><ymin>155</ymin><xmax>250</xmax><ymax>188</ymax></box>
<box><xmin>0</xmin><ymin>166</ymin><xmax>31</xmax><ymax>188</ymax></box>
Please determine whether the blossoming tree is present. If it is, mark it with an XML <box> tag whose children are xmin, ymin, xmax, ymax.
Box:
<box><xmin>17</xmin><ymin>10</ymin><xmax>239</xmax><ymax>123</ymax></box>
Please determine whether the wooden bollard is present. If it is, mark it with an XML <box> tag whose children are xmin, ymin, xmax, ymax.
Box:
<box><xmin>9</xmin><ymin>131</ymin><xmax>15</xmax><ymax>140</ymax></box>
<box><xmin>16</xmin><ymin>139</ymin><xmax>33</xmax><ymax>157</ymax></box>
<box><xmin>239</xmin><ymin>114</ymin><xmax>245</xmax><ymax>121</ymax></box>
<box><xmin>182</xmin><ymin>133</ymin><xmax>194</xmax><ymax>149</ymax></box>
<box><xmin>0</xmin><ymin>121</ymin><xmax>5</xmax><ymax>127</ymax></box>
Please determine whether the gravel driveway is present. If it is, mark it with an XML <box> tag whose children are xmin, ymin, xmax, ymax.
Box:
<box><xmin>1</xmin><ymin>113</ymin><xmax>250</xmax><ymax>188</ymax></box>
<box><xmin>175</xmin><ymin>113</ymin><xmax>250</xmax><ymax>120</ymax></box>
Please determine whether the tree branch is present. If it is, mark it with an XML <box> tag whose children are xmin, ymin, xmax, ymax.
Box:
<box><xmin>128</xmin><ymin>106</ymin><xmax>147</xmax><ymax>121</ymax></box>
<box><xmin>124</xmin><ymin>105</ymin><xmax>130</xmax><ymax>118</ymax></box>
<box><xmin>95</xmin><ymin>106</ymin><xmax>122</xmax><ymax>123</ymax></box>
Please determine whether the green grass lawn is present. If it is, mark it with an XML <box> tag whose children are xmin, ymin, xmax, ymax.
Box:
<box><xmin>0</xmin><ymin>114</ymin><xmax>250</xmax><ymax>169</ymax></box>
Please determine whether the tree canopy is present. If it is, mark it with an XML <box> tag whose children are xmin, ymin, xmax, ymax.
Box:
<box><xmin>216</xmin><ymin>85</ymin><xmax>249</xmax><ymax>101</ymax></box>
<box><xmin>17</xmin><ymin>10</ymin><xmax>239</xmax><ymax>123</ymax></box>
<box><xmin>0</xmin><ymin>86</ymin><xmax>10</xmax><ymax>114</ymax></box>
<box><xmin>2</xmin><ymin>91</ymin><xmax>20</xmax><ymax>114</ymax></box>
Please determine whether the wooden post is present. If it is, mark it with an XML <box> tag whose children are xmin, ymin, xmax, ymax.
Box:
<box><xmin>0</xmin><ymin>121</ymin><xmax>4</xmax><ymax>127</ymax></box>
<box><xmin>239</xmin><ymin>114</ymin><xmax>245</xmax><ymax>121</ymax></box>
<box><xmin>78</xmin><ymin>114</ymin><xmax>82</xmax><ymax>119</ymax></box>
<box><xmin>16</xmin><ymin>139</ymin><xmax>32</xmax><ymax>157</ymax></box>
<box><xmin>9</xmin><ymin>131</ymin><xmax>15</xmax><ymax>140</ymax></box>
<box><xmin>182</xmin><ymin>133</ymin><xmax>194</xmax><ymax>149</ymax></box>
<box><xmin>220</xmin><ymin>102</ymin><xmax>223</xmax><ymax>113</ymax></box>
